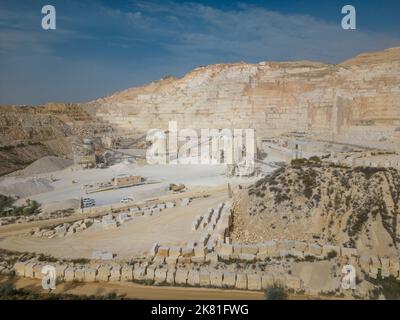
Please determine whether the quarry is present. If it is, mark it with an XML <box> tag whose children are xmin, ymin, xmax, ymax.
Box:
<box><xmin>0</xmin><ymin>47</ymin><xmax>400</xmax><ymax>299</ymax></box>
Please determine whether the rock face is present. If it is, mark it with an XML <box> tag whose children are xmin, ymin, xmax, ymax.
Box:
<box><xmin>232</xmin><ymin>160</ymin><xmax>400</xmax><ymax>257</ymax></box>
<box><xmin>0</xmin><ymin>103</ymin><xmax>112</xmax><ymax>175</ymax></box>
<box><xmin>87</xmin><ymin>47</ymin><xmax>400</xmax><ymax>149</ymax></box>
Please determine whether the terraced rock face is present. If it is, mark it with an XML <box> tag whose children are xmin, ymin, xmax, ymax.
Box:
<box><xmin>232</xmin><ymin>160</ymin><xmax>400</xmax><ymax>257</ymax></box>
<box><xmin>87</xmin><ymin>47</ymin><xmax>400</xmax><ymax>150</ymax></box>
<box><xmin>0</xmin><ymin>104</ymin><xmax>112</xmax><ymax>175</ymax></box>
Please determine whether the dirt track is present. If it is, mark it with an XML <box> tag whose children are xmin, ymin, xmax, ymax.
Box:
<box><xmin>3</xmin><ymin>276</ymin><xmax>265</xmax><ymax>300</ymax></box>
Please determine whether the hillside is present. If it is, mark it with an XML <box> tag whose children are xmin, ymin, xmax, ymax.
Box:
<box><xmin>232</xmin><ymin>159</ymin><xmax>400</xmax><ymax>258</ymax></box>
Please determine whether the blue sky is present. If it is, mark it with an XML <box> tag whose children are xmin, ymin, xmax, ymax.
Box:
<box><xmin>0</xmin><ymin>0</ymin><xmax>399</xmax><ymax>105</ymax></box>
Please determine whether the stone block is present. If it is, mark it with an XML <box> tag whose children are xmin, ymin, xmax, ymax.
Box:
<box><xmin>222</xmin><ymin>272</ymin><xmax>236</xmax><ymax>288</ymax></box>
<box><xmin>145</xmin><ymin>266</ymin><xmax>155</xmax><ymax>281</ymax></box>
<box><xmin>175</xmin><ymin>269</ymin><xmax>188</xmax><ymax>285</ymax></box>
<box><xmin>235</xmin><ymin>273</ymin><xmax>247</xmax><ymax>290</ymax></box>
<box><xmin>157</xmin><ymin>247</ymin><xmax>170</xmax><ymax>257</ymax></box>
<box><xmin>258</xmin><ymin>241</ymin><xmax>278</xmax><ymax>256</ymax></box>
<box><xmin>389</xmin><ymin>259</ymin><xmax>400</xmax><ymax>277</ymax></box>
<box><xmin>166</xmin><ymin>268</ymin><xmax>176</xmax><ymax>284</ymax></box>
<box><xmin>206</xmin><ymin>253</ymin><xmax>218</xmax><ymax>263</ymax></box>
<box><xmin>110</xmin><ymin>265</ymin><xmax>122</xmax><ymax>281</ymax></box>
<box><xmin>191</xmin><ymin>256</ymin><xmax>205</xmax><ymax>263</ymax></box>
<box><xmin>153</xmin><ymin>256</ymin><xmax>166</xmax><ymax>264</ymax></box>
<box><xmin>285</xmin><ymin>275</ymin><xmax>302</xmax><ymax>290</ymax></box>
<box><xmin>358</xmin><ymin>256</ymin><xmax>371</xmax><ymax>273</ymax></box>
<box><xmin>84</xmin><ymin>267</ymin><xmax>97</xmax><ymax>282</ymax></box>
<box><xmin>194</xmin><ymin>246</ymin><xmax>207</xmax><ymax>257</ymax></box>
<box><xmin>261</xmin><ymin>274</ymin><xmax>274</xmax><ymax>289</ymax></box>
<box><xmin>289</xmin><ymin>249</ymin><xmax>304</xmax><ymax>259</ymax></box>
<box><xmin>241</xmin><ymin>244</ymin><xmax>259</xmax><ymax>255</ymax></box>
<box><xmin>165</xmin><ymin>257</ymin><xmax>178</xmax><ymax>265</ymax></box>
<box><xmin>97</xmin><ymin>265</ymin><xmax>111</xmax><ymax>282</ymax></box>
<box><xmin>307</xmin><ymin>244</ymin><xmax>322</xmax><ymax>256</ymax></box>
<box><xmin>187</xmin><ymin>270</ymin><xmax>200</xmax><ymax>286</ymax></box>
<box><xmin>169</xmin><ymin>246</ymin><xmax>182</xmax><ymax>257</ymax></box>
<box><xmin>210</xmin><ymin>271</ymin><xmax>223</xmax><ymax>288</ymax></box>
<box><xmin>154</xmin><ymin>268</ymin><xmax>167</xmax><ymax>284</ymax></box>
<box><xmin>133</xmin><ymin>263</ymin><xmax>147</xmax><ymax>281</ymax></box>
<box><xmin>74</xmin><ymin>268</ymin><xmax>85</xmax><ymax>282</ymax></box>
<box><xmin>33</xmin><ymin>264</ymin><xmax>44</xmax><ymax>279</ymax></box>
<box><xmin>14</xmin><ymin>262</ymin><xmax>26</xmax><ymax>277</ymax></box>
<box><xmin>64</xmin><ymin>267</ymin><xmax>75</xmax><ymax>282</ymax></box>
<box><xmin>294</xmin><ymin>241</ymin><xmax>308</xmax><ymax>252</ymax></box>
<box><xmin>181</xmin><ymin>248</ymin><xmax>194</xmax><ymax>258</ymax></box>
<box><xmin>55</xmin><ymin>264</ymin><xmax>67</xmax><ymax>281</ymax></box>
<box><xmin>199</xmin><ymin>269</ymin><xmax>210</xmax><ymax>287</ymax></box>
<box><xmin>341</xmin><ymin>247</ymin><xmax>358</xmax><ymax>258</ymax></box>
<box><xmin>281</xmin><ymin>240</ymin><xmax>295</xmax><ymax>250</ymax></box>
<box><xmin>178</xmin><ymin>256</ymin><xmax>191</xmax><ymax>264</ymax></box>
<box><xmin>380</xmin><ymin>257</ymin><xmax>390</xmax><ymax>270</ymax></box>
<box><xmin>247</xmin><ymin>274</ymin><xmax>262</xmax><ymax>290</ymax></box>
<box><xmin>239</xmin><ymin>253</ymin><xmax>256</xmax><ymax>262</ymax></box>
<box><xmin>233</xmin><ymin>244</ymin><xmax>242</xmax><ymax>254</ymax></box>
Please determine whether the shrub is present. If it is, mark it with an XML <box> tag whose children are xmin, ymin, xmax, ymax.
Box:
<box><xmin>264</xmin><ymin>285</ymin><xmax>288</xmax><ymax>300</ymax></box>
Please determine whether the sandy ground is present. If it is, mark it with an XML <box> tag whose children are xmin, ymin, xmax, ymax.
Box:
<box><xmin>0</xmin><ymin>192</ymin><xmax>228</xmax><ymax>259</ymax></box>
<box><xmin>0</xmin><ymin>162</ymin><xmax>257</xmax><ymax>207</ymax></box>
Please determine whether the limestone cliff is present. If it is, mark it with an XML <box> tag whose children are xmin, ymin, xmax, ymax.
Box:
<box><xmin>86</xmin><ymin>47</ymin><xmax>400</xmax><ymax>150</ymax></box>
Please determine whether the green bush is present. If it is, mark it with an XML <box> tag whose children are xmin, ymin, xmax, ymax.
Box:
<box><xmin>264</xmin><ymin>285</ymin><xmax>288</xmax><ymax>300</ymax></box>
